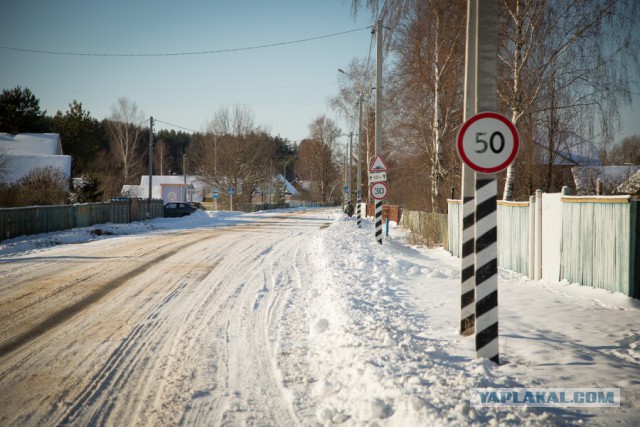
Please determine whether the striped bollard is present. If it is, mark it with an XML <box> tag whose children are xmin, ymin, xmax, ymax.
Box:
<box><xmin>375</xmin><ymin>200</ymin><xmax>383</xmax><ymax>244</ymax></box>
<box><xmin>356</xmin><ymin>195</ymin><xmax>361</xmax><ymax>228</ymax></box>
<box><xmin>474</xmin><ymin>177</ymin><xmax>499</xmax><ymax>364</ymax></box>
<box><xmin>460</xmin><ymin>166</ymin><xmax>476</xmax><ymax>336</ymax></box>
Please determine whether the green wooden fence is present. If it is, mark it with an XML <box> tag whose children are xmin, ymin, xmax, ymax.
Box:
<box><xmin>497</xmin><ymin>201</ymin><xmax>530</xmax><ymax>276</ymax></box>
<box><xmin>1</xmin><ymin>199</ymin><xmax>164</xmax><ymax>242</ymax></box>
<box><xmin>560</xmin><ymin>198</ymin><xmax>638</xmax><ymax>298</ymax></box>
<box><xmin>446</xmin><ymin>197</ymin><xmax>640</xmax><ymax>298</ymax></box>
<box><xmin>400</xmin><ymin>210</ymin><xmax>449</xmax><ymax>250</ymax></box>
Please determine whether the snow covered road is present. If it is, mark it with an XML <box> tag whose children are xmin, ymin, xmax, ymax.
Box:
<box><xmin>0</xmin><ymin>210</ymin><xmax>330</xmax><ymax>425</ymax></box>
<box><xmin>1</xmin><ymin>207</ymin><xmax>639</xmax><ymax>426</ymax></box>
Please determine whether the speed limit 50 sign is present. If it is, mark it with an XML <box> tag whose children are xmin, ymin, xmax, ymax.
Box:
<box><xmin>457</xmin><ymin>112</ymin><xmax>519</xmax><ymax>174</ymax></box>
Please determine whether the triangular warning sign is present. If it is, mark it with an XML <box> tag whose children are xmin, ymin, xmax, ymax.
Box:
<box><xmin>369</xmin><ymin>155</ymin><xmax>389</xmax><ymax>172</ymax></box>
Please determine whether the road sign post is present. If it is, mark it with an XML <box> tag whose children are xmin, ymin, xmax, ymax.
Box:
<box><xmin>228</xmin><ymin>187</ymin><xmax>235</xmax><ymax>211</ymax></box>
<box><xmin>212</xmin><ymin>188</ymin><xmax>219</xmax><ymax>211</ymax></box>
<box><xmin>457</xmin><ymin>110</ymin><xmax>519</xmax><ymax>365</ymax></box>
<box><xmin>369</xmin><ymin>155</ymin><xmax>389</xmax><ymax>244</ymax></box>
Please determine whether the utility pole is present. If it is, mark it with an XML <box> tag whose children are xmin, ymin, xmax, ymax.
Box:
<box><xmin>357</xmin><ymin>95</ymin><xmax>363</xmax><ymax>227</ymax></box>
<box><xmin>183</xmin><ymin>153</ymin><xmax>187</xmax><ymax>201</ymax></box>
<box><xmin>147</xmin><ymin>116</ymin><xmax>153</xmax><ymax>219</ymax></box>
<box><xmin>374</xmin><ymin>18</ymin><xmax>384</xmax><ymax>244</ymax></box>
<box><xmin>474</xmin><ymin>0</ymin><xmax>500</xmax><ymax>365</ymax></box>
<box><xmin>348</xmin><ymin>132</ymin><xmax>353</xmax><ymax>204</ymax></box>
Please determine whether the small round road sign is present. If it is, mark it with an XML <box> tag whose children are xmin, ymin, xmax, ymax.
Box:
<box><xmin>370</xmin><ymin>182</ymin><xmax>388</xmax><ymax>201</ymax></box>
<box><xmin>457</xmin><ymin>112</ymin><xmax>519</xmax><ymax>174</ymax></box>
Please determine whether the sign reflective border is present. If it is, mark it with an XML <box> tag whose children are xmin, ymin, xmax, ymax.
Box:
<box><xmin>370</xmin><ymin>181</ymin><xmax>388</xmax><ymax>200</ymax></box>
<box><xmin>457</xmin><ymin>112</ymin><xmax>519</xmax><ymax>174</ymax></box>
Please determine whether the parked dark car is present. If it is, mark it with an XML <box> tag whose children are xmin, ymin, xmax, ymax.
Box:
<box><xmin>164</xmin><ymin>202</ymin><xmax>197</xmax><ymax>218</ymax></box>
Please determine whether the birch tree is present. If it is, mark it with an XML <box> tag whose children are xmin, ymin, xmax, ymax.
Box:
<box><xmin>499</xmin><ymin>0</ymin><xmax>640</xmax><ymax>199</ymax></box>
<box><xmin>196</xmin><ymin>106</ymin><xmax>274</xmax><ymax>204</ymax></box>
<box><xmin>295</xmin><ymin>116</ymin><xmax>342</xmax><ymax>203</ymax></box>
<box><xmin>105</xmin><ymin>97</ymin><xmax>145</xmax><ymax>186</ymax></box>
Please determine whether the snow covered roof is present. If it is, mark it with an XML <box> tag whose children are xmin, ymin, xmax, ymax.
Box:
<box><xmin>2</xmin><ymin>155</ymin><xmax>71</xmax><ymax>184</ymax></box>
<box><xmin>572</xmin><ymin>165</ymin><xmax>640</xmax><ymax>195</ymax></box>
<box><xmin>0</xmin><ymin>133</ymin><xmax>70</xmax><ymax>185</ymax></box>
<box><xmin>616</xmin><ymin>170</ymin><xmax>640</xmax><ymax>195</ymax></box>
<box><xmin>293</xmin><ymin>179</ymin><xmax>311</xmax><ymax>192</ymax></box>
<box><xmin>535</xmin><ymin>131</ymin><xmax>600</xmax><ymax>166</ymax></box>
<box><xmin>275</xmin><ymin>174</ymin><xmax>298</xmax><ymax>196</ymax></box>
<box><xmin>138</xmin><ymin>175</ymin><xmax>213</xmax><ymax>191</ymax></box>
<box><xmin>0</xmin><ymin>133</ymin><xmax>63</xmax><ymax>155</ymax></box>
<box><xmin>122</xmin><ymin>185</ymin><xmax>162</xmax><ymax>199</ymax></box>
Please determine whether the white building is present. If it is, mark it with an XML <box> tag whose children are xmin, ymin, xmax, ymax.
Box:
<box><xmin>122</xmin><ymin>175</ymin><xmax>211</xmax><ymax>203</ymax></box>
<box><xmin>0</xmin><ymin>133</ymin><xmax>72</xmax><ymax>186</ymax></box>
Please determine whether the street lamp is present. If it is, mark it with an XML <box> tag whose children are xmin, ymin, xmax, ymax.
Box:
<box><xmin>337</xmin><ymin>67</ymin><xmax>365</xmax><ymax>227</ymax></box>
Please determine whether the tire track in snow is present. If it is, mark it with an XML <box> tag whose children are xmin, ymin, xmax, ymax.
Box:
<box><xmin>0</xmin><ymin>239</ymin><xmax>195</xmax><ymax>358</ymax></box>
<box><xmin>0</xmin><ymin>210</ymin><xmax>335</xmax><ymax>425</ymax></box>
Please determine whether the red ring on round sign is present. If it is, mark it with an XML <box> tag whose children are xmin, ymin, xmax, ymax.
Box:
<box><xmin>370</xmin><ymin>181</ymin><xmax>388</xmax><ymax>201</ymax></box>
<box><xmin>456</xmin><ymin>112</ymin><xmax>519</xmax><ymax>174</ymax></box>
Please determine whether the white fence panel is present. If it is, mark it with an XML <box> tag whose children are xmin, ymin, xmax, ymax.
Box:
<box><xmin>497</xmin><ymin>201</ymin><xmax>530</xmax><ymax>276</ymax></box>
<box><xmin>542</xmin><ymin>193</ymin><xmax>563</xmax><ymax>283</ymax></box>
<box><xmin>560</xmin><ymin>197</ymin><xmax>632</xmax><ymax>295</ymax></box>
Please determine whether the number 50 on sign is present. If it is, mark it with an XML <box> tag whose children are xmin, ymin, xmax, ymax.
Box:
<box><xmin>457</xmin><ymin>112</ymin><xmax>519</xmax><ymax>174</ymax></box>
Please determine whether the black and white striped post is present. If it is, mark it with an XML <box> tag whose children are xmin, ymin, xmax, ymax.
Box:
<box><xmin>460</xmin><ymin>168</ymin><xmax>476</xmax><ymax>336</ymax></box>
<box><xmin>457</xmin><ymin>110</ymin><xmax>519</xmax><ymax>364</ymax></box>
<box><xmin>474</xmin><ymin>0</ymin><xmax>499</xmax><ymax>363</ymax></box>
<box><xmin>373</xmin><ymin>19</ymin><xmax>384</xmax><ymax>245</ymax></box>
<box><xmin>375</xmin><ymin>201</ymin><xmax>383</xmax><ymax>244</ymax></box>
<box><xmin>369</xmin><ymin>156</ymin><xmax>389</xmax><ymax>245</ymax></box>
<box><xmin>460</xmin><ymin>0</ymin><xmax>477</xmax><ymax>337</ymax></box>
<box><xmin>474</xmin><ymin>177</ymin><xmax>499</xmax><ymax>362</ymax></box>
<box><xmin>458</xmin><ymin>111</ymin><xmax>519</xmax><ymax>366</ymax></box>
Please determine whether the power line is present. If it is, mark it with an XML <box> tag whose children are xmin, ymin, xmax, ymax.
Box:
<box><xmin>153</xmin><ymin>119</ymin><xmax>199</xmax><ymax>133</ymax></box>
<box><xmin>0</xmin><ymin>26</ymin><xmax>372</xmax><ymax>57</ymax></box>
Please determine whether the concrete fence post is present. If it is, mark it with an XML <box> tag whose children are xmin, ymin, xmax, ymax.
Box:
<box><xmin>528</xmin><ymin>195</ymin><xmax>535</xmax><ymax>279</ymax></box>
<box><xmin>534</xmin><ymin>189</ymin><xmax>543</xmax><ymax>281</ymax></box>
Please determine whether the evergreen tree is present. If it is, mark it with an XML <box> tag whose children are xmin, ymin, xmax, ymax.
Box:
<box><xmin>0</xmin><ymin>86</ymin><xmax>48</xmax><ymax>134</ymax></box>
<box><xmin>273</xmin><ymin>178</ymin><xmax>287</xmax><ymax>205</ymax></box>
<box><xmin>52</xmin><ymin>100</ymin><xmax>104</xmax><ymax>175</ymax></box>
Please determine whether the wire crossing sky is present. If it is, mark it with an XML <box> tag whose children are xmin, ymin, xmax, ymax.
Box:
<box><xmin>0</xmin><ymin>27</ymin><xmax>371</xmax><ymax>57</ymax></box>
<box><xmin>0</xmin><ymin>1</ymin><xmax>374</xmax><ymax>141</ymax></box>
<box><xmin>1</xmin><ymin>1</ymin><xmax>638</xmax><ymax>143</ymax></box>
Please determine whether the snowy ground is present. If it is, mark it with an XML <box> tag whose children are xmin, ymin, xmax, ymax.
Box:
<box><xmin>0</xmin><ymin>207</ymin><xmax>638</xmax><ymax>426</ymax></box>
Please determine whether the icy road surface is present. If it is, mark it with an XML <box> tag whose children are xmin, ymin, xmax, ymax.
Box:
<box><xmin>0</xmin><ymin>210</ymin><xmax>330</xmax><ymax>425</ymax></box>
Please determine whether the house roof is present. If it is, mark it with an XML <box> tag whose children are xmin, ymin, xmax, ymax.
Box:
<box><xmin>616</xmin><ymin>170</ymin><xmax>640</xmax><ymax>195</ymax></box>
<box><xmin>0</xmin><ymin>133</ymin><xmax>63</xmax><ymax>155</ymax></box>
<box><xmin>139</xmin><ymin>175</ymin><xmax>209</xmax><ymax>189</ymax></box>
<box><xmin>0</xmin><ymin>133</ymin><xmax>70</xmax><ymax>184</ymax></box>
<box><xmin>276</xmin><ymin>174</ymin><xmax>299</xmax><ymax>196</ymax></box>
<box><xmin>3</xmin><ymin>155</ymin><xmax>72</xmax><ymax>184</ymax></box>
<box><xmin>535</xmin><ymin>131</ymin><xmax>601</xmax><ymax>166</ymax></box>
<box><xmin>572</xmin><ymin>165</ymin><xmax>640</xmax><ymax>195</ymax></box>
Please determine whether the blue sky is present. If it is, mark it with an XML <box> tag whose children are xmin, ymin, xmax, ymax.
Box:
<box><xmin>1</xmin><ymin>0</ymin><xmax>638</xmax><ymax>145</ymax></box>
<box><xmin>0</xmin><ymin>0</ymin><xmax>373</xmax><ymax>141</ymax></box>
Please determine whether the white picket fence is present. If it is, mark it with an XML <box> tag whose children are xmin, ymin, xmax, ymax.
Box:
<box><xmin>447</xmin><ymin>191</ymin><xmax>639</xmax><ymax>298</ymax></box>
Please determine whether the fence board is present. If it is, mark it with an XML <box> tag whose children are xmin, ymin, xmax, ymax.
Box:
<box><xmin>0</xmin><ymin>199</ymin><xmax>164</xmax><ymax>242</ymax></box>
<box><xmin>497</xmin><ymin>201</ymin><xmax>530</xmax><ymax>275</ymax></box>
<box><xmin>560</xmin><ymin>200</ymin><xmax>632</xmax><ymax>295</ymax></box>
<box><xmin>401</xmin><ymin>210</ymin><xmax>448</xmax><ymax>248</ymax></box>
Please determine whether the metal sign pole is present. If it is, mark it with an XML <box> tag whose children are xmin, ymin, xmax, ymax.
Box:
<box><xmin>374</xmin><ymin>18</ymin><xmax>384</xmax><ymax>245</ymax></box>
<box><xmin>474</xmin><ymin>0</ymin><xmax>499</xmax><ymax>364</ymax></box>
